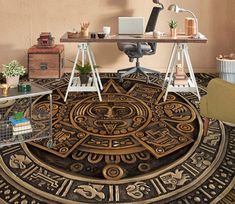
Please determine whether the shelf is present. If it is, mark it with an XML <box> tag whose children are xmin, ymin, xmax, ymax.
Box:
<box><xmin>0</xmin><ymin>120</ymin><xmax>33</xmax><ymax>147</ymax></box>
<box><xmin>0</xmin><ymin>82</ymin><xmax>52</xmax><ymax>102</ymax></box>
<box><xmin>0</xmin><ymin>117</ymin><xmax>50</xmax><ymax>147</ymax></box>
<box><xmin>64</xmin><ymin>43</ymin><xmax>102</xmax><ymax>102</ymax></box>
<box><xmin>164</xmin><ymin>78</ymin><xmax>197</xmax><ymax>92</ymax></box>
<box><xmin>68</xmin><ymin>77</ymin><xmax>97</xmax><ymax>92</ymax></box>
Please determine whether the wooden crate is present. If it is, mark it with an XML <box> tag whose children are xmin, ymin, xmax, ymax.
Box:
<box><xmin>28</xmin><ymin>45</ymin><xmax>64</xmax><ymax>79</ymax></box>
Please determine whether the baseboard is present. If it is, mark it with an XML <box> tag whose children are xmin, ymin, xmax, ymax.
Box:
<box><xmin>64</xmin><ymin>67</ymin><xmax>217</xmax><ymax>74</ymax></box>
<box><xmin>193</xmin><ymin>68</ymin><xmax>217</xmax><ymax>73</ymax></box>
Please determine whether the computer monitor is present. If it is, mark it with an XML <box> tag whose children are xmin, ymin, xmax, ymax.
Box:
<box><xmin>118</xmin><ymin>17</ymin><xmax>144</xmax><ymax>35</ymax></box>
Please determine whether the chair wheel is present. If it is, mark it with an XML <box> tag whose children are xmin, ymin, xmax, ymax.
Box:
<box><xmin>117</xmin><ymin>73</ymin><xmax>123</xmax><ymax>83</ymax></box>
<box><xmin>46</xmin><ymin>139</ymin><xmax>55</xmax><ymax>148</ymax></box>
<box><xmin>146</xmin><ymin>77</ymin><xmax>150</xmax><ymax>84</ymax></box>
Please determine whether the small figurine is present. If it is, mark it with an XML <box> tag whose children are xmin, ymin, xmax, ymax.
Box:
<box><xmin>37</xmin><ymin>32</ymin><xmax>54</xmax><ymax>47</ymax></box>
<box><xmin>0</xmin><ymin>84</ymin><xmax>9</xmax><ymax>96</ymax></box>
<box><xmin>174</xmin><ymin>64</ymin><xmax>188</xmax><ymax>86</ymax></box>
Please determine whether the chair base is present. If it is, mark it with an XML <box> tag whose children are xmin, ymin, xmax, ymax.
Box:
<box><xmin>117</xmin><ymin>66</ymin><xmax>160</xmax><ymax>83</ymax></box>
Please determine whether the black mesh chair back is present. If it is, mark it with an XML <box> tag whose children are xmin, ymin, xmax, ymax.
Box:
<box><xmin>117</xmin><ymin>3</ymin><xmax>164</xmax><ymax>83</ymax></box>
<box><xmin>145</xmin><ymin>7</ymin><xmax>162</xmax><ymax>53</ymax></box>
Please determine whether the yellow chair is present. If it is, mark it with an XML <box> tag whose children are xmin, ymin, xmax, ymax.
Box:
<box><xmin>200</xmin><ymin>78</ymin><xmax>235</xmax><ymax>136</ymax></box>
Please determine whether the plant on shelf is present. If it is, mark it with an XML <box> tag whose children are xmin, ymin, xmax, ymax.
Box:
<box><xmin>68</xmin><ymin>60</ymin><xmax>95</xmax><ymax>84</ymax></box>
<box><xmin>168</xmin><ymin>19</ymin><xmax>177</xmax><ymax>38</ymax></box>
<box><xmin>76</xmin><ymin>62</ymin><xmax>92</xmax><ymax>84</ymax></box>
<box><xmin>2</xmin><ymin>60</ymin><xmax>26</xmax><ymax>87</ymax></box>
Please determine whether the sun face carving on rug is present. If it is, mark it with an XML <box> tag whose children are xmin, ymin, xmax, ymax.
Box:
<box><xmin>71</xmin><ymin>93</ymin><xmax>151</xmax><ymax>137</ymax></box>
<box><xmin>27</xmin><ymin>78</ymin><xmax>198</xmax><ymax>179</ymax></box>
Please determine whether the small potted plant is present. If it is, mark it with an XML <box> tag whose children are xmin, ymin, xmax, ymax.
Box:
<box><xmin>168</xmin><ymin>20</ymin><xmax>177</xmax><ymax>38</ymax></box>
<box><xmin>2</xmin><ymin>60</ymin><xmax>26</xmax><ymax>87</ymax></box>
<box><xmin>76</xmin><ymin>62</ymin><xmax>92</xmax><ymax>84</ymax></box>
<box><xmin>68</xmin><ymin>60</ymin><xmax>99</xmax><ymax>84</ymax></box>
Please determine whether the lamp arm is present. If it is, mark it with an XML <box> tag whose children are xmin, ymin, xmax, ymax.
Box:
<box><xmin>183</xmin><ymin>9</ymin><xmax>199</xmax><ymax>36</ymax></box>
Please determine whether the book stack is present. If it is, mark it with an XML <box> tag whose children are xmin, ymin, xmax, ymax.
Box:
<box><xmin>174</xmin><ymin>64</ymin><xmax>188</xmax><ymax>86</ymax></box>
<box><xmin>9</xmin><ymin>117</ymin><xmax>32</xmax><ymax>136</ymax></box>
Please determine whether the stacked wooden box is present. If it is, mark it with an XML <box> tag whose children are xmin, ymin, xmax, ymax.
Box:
<box><xmin>28</xmin><ymin>45</ymin><xmax>64</xmax><ymax>79</ymax></box>
<box><xmin>174</xmin><ymin>64</ymin><xmax>188</xmax><ymax>86</ymax></box>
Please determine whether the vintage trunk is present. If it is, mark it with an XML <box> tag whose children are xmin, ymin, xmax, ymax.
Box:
<box><xmin>28</xmin><ymin>45</ymin><xmax>64</xmax><ymax>79</ymax></box>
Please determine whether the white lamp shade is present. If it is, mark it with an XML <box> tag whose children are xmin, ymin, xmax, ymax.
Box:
<box><xmin>168</xmin><ymin>4</ymin><xmax>183</xmax><ymax>13</ymax></box>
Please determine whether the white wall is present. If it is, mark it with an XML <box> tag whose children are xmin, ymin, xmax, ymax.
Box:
<box><xmin>0</xmin><ymin>0</ymin><xmax>234</xmax><ymax>73</ymax></box>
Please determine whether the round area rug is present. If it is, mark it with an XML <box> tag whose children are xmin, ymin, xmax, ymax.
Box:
<box><xmin>0</xmin><ymin>73</ymin><xmax>234</xmax><ymax>204</ymax></box>
<box><xmin>0</xmin><ymin>100</ymin><xmax>16</xmax><ymax>109</ymax></box>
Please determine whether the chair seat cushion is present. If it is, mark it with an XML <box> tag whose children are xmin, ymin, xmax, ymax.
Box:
<box><xmin>117</xmin><ymin>42</ymin><xmax>151</xmax><ymax>52</ymax></box>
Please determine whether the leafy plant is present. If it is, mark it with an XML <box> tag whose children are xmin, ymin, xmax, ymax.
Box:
<box><xmin>168</xmin><ymin>20</ymin><xmax>177</xmax><ymax>29</ymax></box>
<box><xmin>68</xmin><ymin>60</ymin><xmax>99</xmax><ymax>74</ymax></box>
<box><xmin>14</xmin><ymin>111</ymin><xmax>24</xmax><ymax>120</ymax></box>
<box><xmin>2</xmin><ymin>60</ymin><xmax>26</xmax><ymax>77</ymax></box>
<box><xmin>76</xmin><ymin>62</ymin><xmax>92</xmax><ymax>74</ymax></box>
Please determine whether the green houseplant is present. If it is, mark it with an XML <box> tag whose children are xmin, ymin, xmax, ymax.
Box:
<box><xmin>168</xmin><ymin>20</ymin><xmax>177</xmax><ymax>38</ymax></box>
<box><xmin>68</xmin><ymin>60</ymin><xmax>93</xmax><ymax>84</ymax></box>
<box><xmin>76</xmin><ymin>62</ymin><xmax>92</xmax><ymax>84</ymax></box>
<box><xmin>2</xmin><ymin>60</ymin><xmax>26</xmax><ymax>87</ymax></box>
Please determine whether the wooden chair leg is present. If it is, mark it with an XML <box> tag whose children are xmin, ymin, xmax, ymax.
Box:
<box><xmin>203</xmin><ymin>117</ymin><xmax>209</xmax><ymax>136</ymax></box>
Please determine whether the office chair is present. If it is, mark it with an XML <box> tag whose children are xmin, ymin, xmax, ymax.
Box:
<box><xmin>117</xmin><ymin>2</ymin><xmax>164</xmax><ymax>83</ymax></box>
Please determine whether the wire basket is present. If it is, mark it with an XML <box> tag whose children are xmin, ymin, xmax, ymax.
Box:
<box><xmin>0</xmin><ymin>120</ymin><xmax>33</xmax><ymax>146</ymax></box>
<box><xmin>0</xmin><ymin>98</ymin><xmax>51</xmax><ymax>147</ymax></box>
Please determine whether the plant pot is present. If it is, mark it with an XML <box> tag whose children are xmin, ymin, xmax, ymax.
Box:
<box><xmin>170</xmin><ymin>28</ymin><xmax>177</xmax><ymax>38</ymax></box>
<box><xmin>80</xmin><ymin>29</ymin><xmax>89</xmax><ymax>37</ymax></box>
<box><xmin>79</xmin><ymin>74</ymin><xmax>89</xmax><ymax>85</ymax></box>
<box><xmin>6</xmin><ymin>76</ymin><xmax>19</xmax><ymax>88</ymax></box>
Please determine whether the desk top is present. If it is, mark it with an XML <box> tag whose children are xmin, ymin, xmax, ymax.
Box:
<box><xmin>60</xmin><ymin>32</ymin><xmax>207</xmax><ymax>43</ymax></box>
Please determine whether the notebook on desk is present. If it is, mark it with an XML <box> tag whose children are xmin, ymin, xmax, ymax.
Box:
<box><xmin>118</xmin><ymin>17</ymin><xmax>144</xmax><ymax>35</ymax></box>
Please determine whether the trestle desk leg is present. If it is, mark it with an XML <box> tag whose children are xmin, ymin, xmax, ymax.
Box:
<box><xmin>88</xmin><ymin>44</ymin><xmax>103</xmax><ymax>90</ymax></box>
<box><xmin>64</xmin><ymin>46</ymin><xmax>80</xmax><ymax>102</ymax></box>
<box><xmin>162</xmin><ymin>43</ymin><xmax>177</xmax><ymax>89</ymax></box>
<box><xmin>183</xmin><ymin>45</ymin><xmax>200</xmax><ymax>100</ymax></box>
<box><xmin>163</xmin><ymin>43</ymin><xmax>179</xmax><ymax>101</ymax></box>
<box><xmin>87</xmin><ymin>45</ymin><xmax>102</xmax><ymax>101</ymax></box>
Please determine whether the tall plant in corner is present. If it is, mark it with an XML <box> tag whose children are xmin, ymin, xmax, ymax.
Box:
<box><xmin>2</xmin><ymin>60</ymin><xmax>26</xmax><ymax>87</ymax></box>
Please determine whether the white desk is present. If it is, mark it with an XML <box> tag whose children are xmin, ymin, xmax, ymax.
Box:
<box><xmin>60</xmin><ymin>33</ymin><xmax>207</xmax><ymax>101</ymax></box>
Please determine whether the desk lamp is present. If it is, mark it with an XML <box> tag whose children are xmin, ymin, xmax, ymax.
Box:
<box><xmin>153</xmin><ymin>0</ymin><xmax>164</xmax><ymax>8</ymax></box>
<box><xmin>168</xmin><ymin>4</ymin><xmax>202</xmax><ymax>38</ymax></box>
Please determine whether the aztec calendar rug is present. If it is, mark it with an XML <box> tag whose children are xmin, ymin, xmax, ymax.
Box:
<box><xmin>0</xmin><ymin>73</ymin><xmax>234</xmax><ymax>204</ymax></box>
